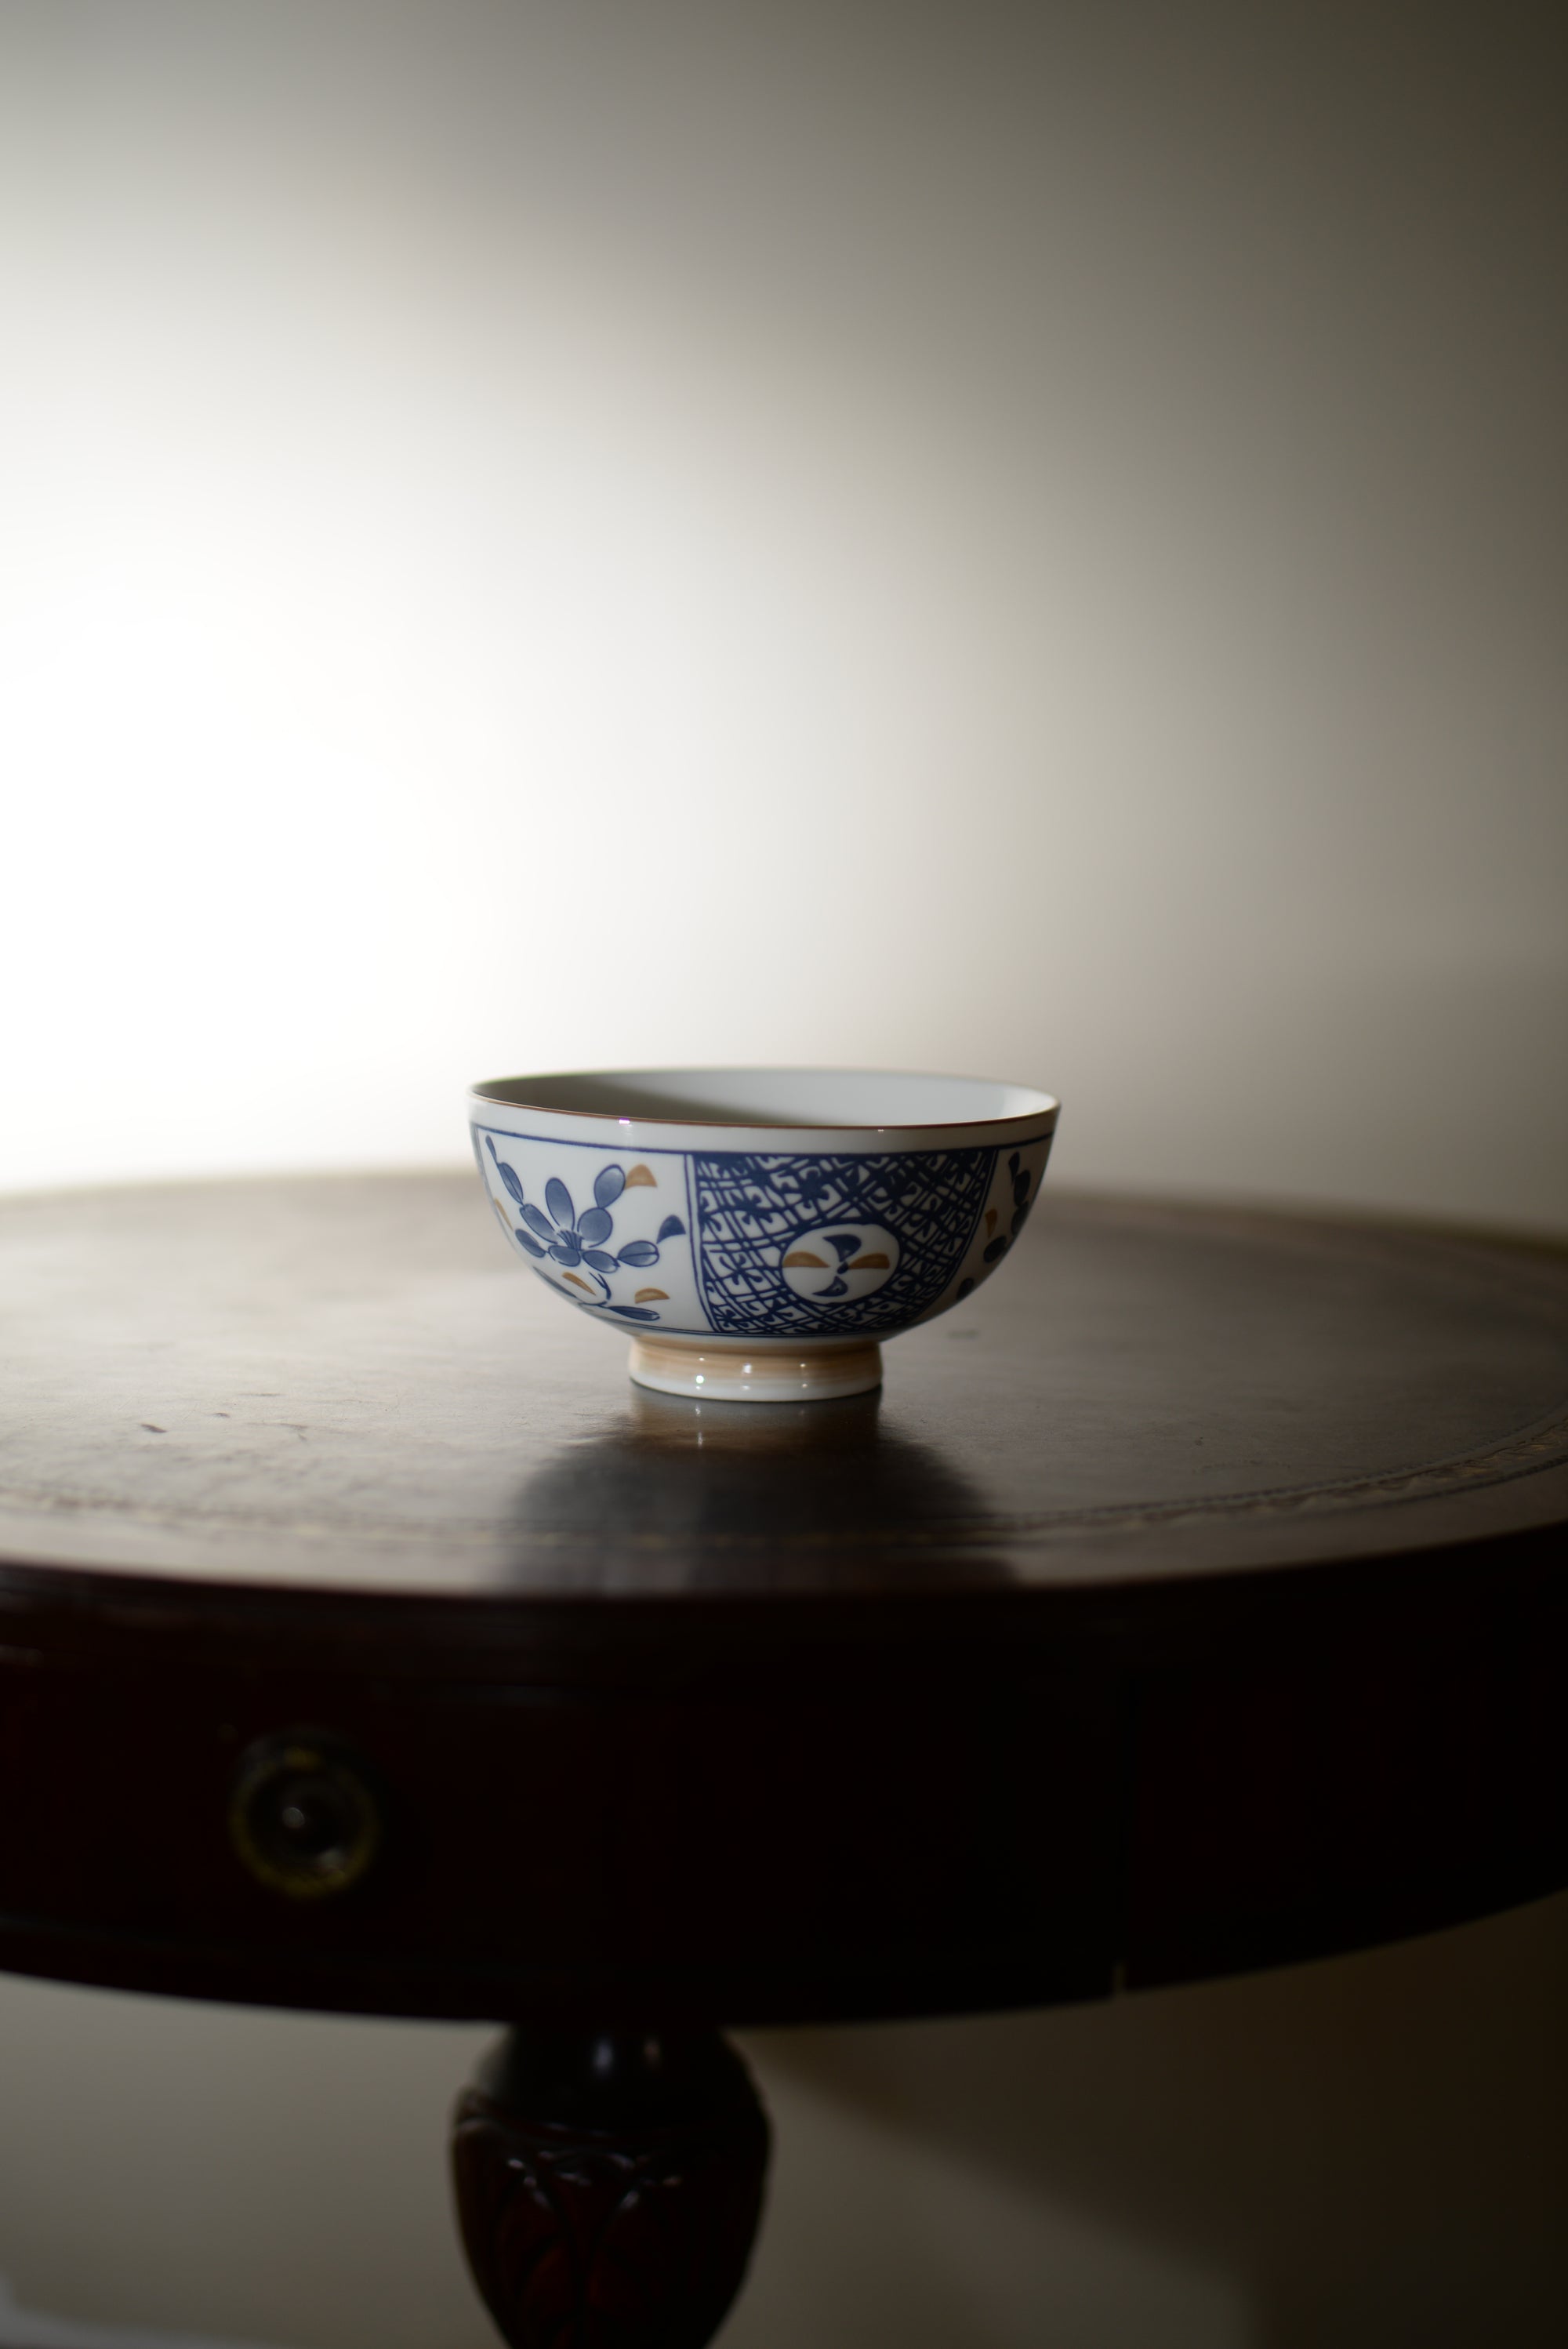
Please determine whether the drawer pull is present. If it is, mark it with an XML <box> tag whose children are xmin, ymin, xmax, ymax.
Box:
<box><xmin>228</xmin><ymin>1730</ymin><xmax>383</xmax><ymax>1900</ymax></box>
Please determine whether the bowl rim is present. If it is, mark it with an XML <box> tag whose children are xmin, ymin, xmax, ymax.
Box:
<box><xmin>466</xmin><ymin>1064</ymin><xmax>1059</xmax><ymax>1150</ymax></box>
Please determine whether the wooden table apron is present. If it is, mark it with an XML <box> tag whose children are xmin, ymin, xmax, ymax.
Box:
<box><xmin>0</xmin><ymin>1175</ymin><xmax>1565</xmax><ymax>2030</ymax></box>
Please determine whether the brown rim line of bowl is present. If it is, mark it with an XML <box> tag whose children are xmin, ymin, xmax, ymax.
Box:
<box><xmin>466</xmin><ymin>1066</ymin><xmax>1060</xmax><ymax>1146</ymax></box>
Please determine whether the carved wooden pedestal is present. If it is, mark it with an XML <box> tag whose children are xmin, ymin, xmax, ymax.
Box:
<box><xmin>452</xmin><ymin>2028</ymin><xmax>771</xmax><ymax>2349</ymax></box>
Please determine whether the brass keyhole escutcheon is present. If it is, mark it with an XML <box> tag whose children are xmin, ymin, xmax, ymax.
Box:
<box><xmin>228</xmin><ymin>1731</ymin><xmax>383</xmax><ymax>1900</ymax></box>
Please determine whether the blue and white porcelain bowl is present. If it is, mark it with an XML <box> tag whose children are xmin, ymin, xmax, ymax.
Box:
<box><xmin>466</xmin><ymin>1069</ymin><xmax>1060</xmax><ymax>1400</ymax></box>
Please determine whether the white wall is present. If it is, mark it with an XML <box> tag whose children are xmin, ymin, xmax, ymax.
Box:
<box><xmin>0</xmin><ymin>6</ymin><xmax>1564</xmax><ymax>2346</ymax></box>
<box><xmin>2</xmin><ymin>1</ymin><xmax>1563</xmax><ymax>1225</ymax></box>
<box><xmin>0</xmin><ymin>1892</ymin><xmax>1564</xmax><ymax>2349</ymax></box>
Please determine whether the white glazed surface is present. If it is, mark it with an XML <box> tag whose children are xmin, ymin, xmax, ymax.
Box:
<box><xmin>468</xmin><ymin>1068</ymin><xmax>1058</xmax><ymax>1351</ymax></box>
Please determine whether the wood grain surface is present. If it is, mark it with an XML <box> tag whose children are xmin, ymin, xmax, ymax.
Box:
<box><xmin>2</xmin><ymin>1173</ymin><xmax>1565</xmax><ymax>1590</ymax></box>
<box><xmin>0</xmin><ymin>1174</ymin><xmax>1563</xmax><ymax>2025</ymax></box>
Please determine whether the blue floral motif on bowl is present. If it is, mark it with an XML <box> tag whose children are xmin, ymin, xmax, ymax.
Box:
<box><xmin>483</xmin><ymin>1136</ymin><xmax>685</xmax><ymax>1323</ymax></box>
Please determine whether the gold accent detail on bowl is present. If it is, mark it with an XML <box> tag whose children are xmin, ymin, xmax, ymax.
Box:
<box><xmin>783</xmin><ymin>1250</ymin><xmax>828</xmax><ymax>1268</ymax></box>
<box><xmin>985</xmin><ymin>1207</ymin><xmax>998</xmax><ymax>1236</ymax></box>
<box><xmin>849</xmin><ymin>1252</ymin><xmax>890</xmax><ymax>1269</ymax></box>
<box><xmin>562</xmin><ymin>1273</ymin><xmax>595</xmax><ymax>1294</ymax></box>
<box><xmin>625</xmin><ymin>1164</ymin><xmax>657</xmax><ymax>1186</ymax></box>
<box><xmin>634</xmin><ymin>1287</ymin><xmax>669</xmax><ymax>1303</ymax></box>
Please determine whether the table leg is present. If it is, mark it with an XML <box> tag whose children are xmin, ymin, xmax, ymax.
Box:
<box><xmin>451</xmin><ymin>2024</ymin><xmax>771</xmax><ymax>2349</ymax></box>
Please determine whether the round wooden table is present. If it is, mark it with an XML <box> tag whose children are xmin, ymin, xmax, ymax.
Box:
<box><xmin>2</xmin><ymin>1174</ymin><xmax>1565</xmax><ymax>2347</ymax></box>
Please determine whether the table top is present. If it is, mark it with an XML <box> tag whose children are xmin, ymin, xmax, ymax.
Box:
<box><xmin>2</xmin><ymin>1171</ymin><xmax>1566</xmax><ymax>1603</ymax></box>
<box><xmin>2</xmin><ymin>1174</ymin><xmax>1565</xmax><ymax>2028</ymax></box>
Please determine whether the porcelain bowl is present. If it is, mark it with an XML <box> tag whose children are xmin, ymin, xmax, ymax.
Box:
<box><xmin>466</xmin><ymin>1069</ymin><xmax>1059</xmax><ymax>1400</ymax></box>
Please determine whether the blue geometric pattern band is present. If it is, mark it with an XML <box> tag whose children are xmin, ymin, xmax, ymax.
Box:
<box><xmin>691</xmin><ymin>1149</ymin><xmax>996</xmax><ymax>1334</ymax></box>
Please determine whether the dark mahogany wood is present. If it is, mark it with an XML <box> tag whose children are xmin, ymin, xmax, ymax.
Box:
<box><xmin>0</xmin><ymin>1173</ymin><xmax>1563</xmax><ymax>2028</ymax></box>
<box><xmin>4</xmin><ymin>1172</ymin><xmax>1566</xmax><ymax>2348</ymax></box>
<box><xmin>452</xmin><ymin>2027</ymin><xmax>769</xmax><ymax>2349</ymax></box>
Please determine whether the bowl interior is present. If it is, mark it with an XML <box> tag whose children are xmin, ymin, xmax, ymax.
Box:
<box><xmin>470</xmin><ymin>1067</ymin><xmax>1054</xmax><ymax>1129</ymax></box>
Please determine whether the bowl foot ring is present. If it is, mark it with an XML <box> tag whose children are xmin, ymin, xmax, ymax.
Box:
<box><xmin>628</xmin><ymin>1334</ymin><xmax>884</xmax><ymax>1403</ymax></box>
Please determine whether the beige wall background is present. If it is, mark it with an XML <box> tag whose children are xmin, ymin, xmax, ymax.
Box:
<box><xmin>0</xmin><ymin>1890</ymin><xmax>1564</xmax><ymax>2349</ymax></box>
<box><xmin>0</xmin><ymin>3</ymin><xmax>1563</xmax><ymax>2344</ymax></box>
